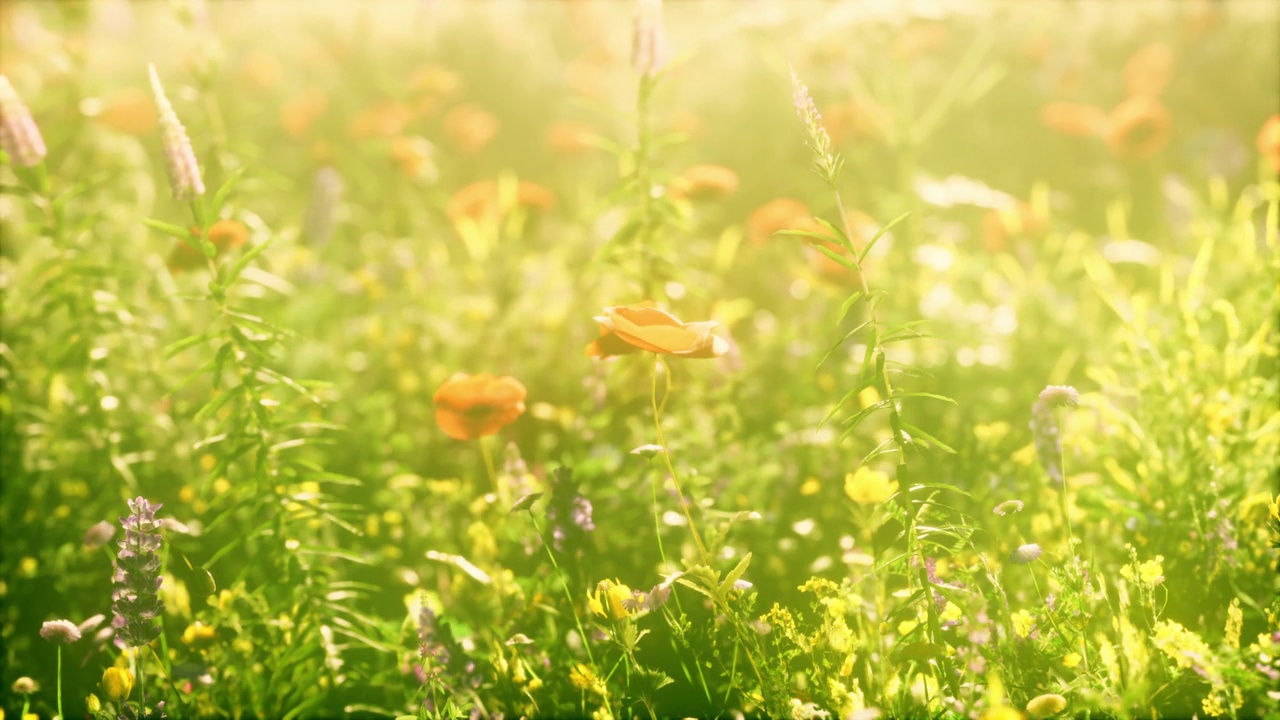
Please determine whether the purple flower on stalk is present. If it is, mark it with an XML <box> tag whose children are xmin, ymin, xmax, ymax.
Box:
<box><xmin>111</xmin><ymin>496</ymin><xmax>165</xmax><ymax>649</ymax></box>
<box><xmin>545</xmin><ymin>467</ymin><xmax>594</xmax><ymax>554</ymax></box>
<box><xmin>0</xmin><ymin>74</ymin><xmax>47</xmax><ymax>167</ymax></box>
<box><xmin>148</xmin><ymin>64</ymin><xmax>204</xmax><ymax>200</ymax></box>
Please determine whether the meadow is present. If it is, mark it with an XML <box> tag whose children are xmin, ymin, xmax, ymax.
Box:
<box><xmin>1</xmin><ymin>1</ymin><xmax>1279</xmax><ymax>718</ymax></box>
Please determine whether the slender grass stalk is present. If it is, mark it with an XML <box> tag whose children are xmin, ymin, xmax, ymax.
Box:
<box><xmin>527</xmin><ymin>514</ymin><xmax>597</xmax><ymax>669</ymax></box>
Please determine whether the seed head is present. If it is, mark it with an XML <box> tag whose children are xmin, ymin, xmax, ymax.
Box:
<box><xmin>0</xmin><ymin>74</ymin><xmax>47</xmax><ymax>167</ymax></box>
<box><xmin>40</xmin><ymin>618</ymin><xmax>82</xmax><ymax>644</ymax></box>
<box><xmin>1010</xmin><ymin>543</ymin><xmax>1044</xmax><ymax>565</ymax></box>
<box><xmin>1038</xmin><ymin>385</ymin><xmax>1080</xmax><ymax>408</ymax></box>
<box><xmin>148</xmin><ymin>64</ymin><xmax>205</xmax><ymax>200</ymax></box>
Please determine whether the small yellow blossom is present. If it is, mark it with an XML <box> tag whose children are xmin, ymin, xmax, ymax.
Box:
<box><xmin>980</xmin><ymin>707</ymin><xmax>1024</xmax><ymax>720</ymax></box>
<box><xmin>1225</xmin><ymin>599</ymin><xmax>1242</xmax><ymax>650</ymax></box>
<box><xmin>86</xmin><ymin>694</ymin><xmax>101</xmax><ymax>713</ymax></box>
<box><xmin>102</xmin><ymin>666</ymin><xmax>135</xmax><ymax>701</ymax></box>
<box><xmin>1011</xmin><ymin>610</ymin><xmax>1035</xmax><ymax>639</ymax></box>
<box><xmin>1062</xmin><ymin>652</ymin><xmax>1082</xmax><ymax>668</ymax></box>
<box><xmin>844</xmin><ymin>466</ymin><xmax>897</xmax><ymax>504</ymax></box>
<box><xmin>569</xmin><ymin>663</ymin><xmax>603</xmax><ymax>694</ymax></box>
<box><xmin>587</xmin><ymin>579</ymin><xmax>633</xmax><ymax>621</ymax></box>
<box><xmin>1026</xmin><ymin>693</ymin><xmax>1067</xmax><ymax>718</ymax></box>
<box><xmin>182</xmin><ymin>621</ymin><xmax>217</xmax><ymax>649</ymax></box>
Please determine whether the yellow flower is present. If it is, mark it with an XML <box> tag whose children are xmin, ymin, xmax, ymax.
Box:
<box><xmin>1121</xmin><ymin>556</ymin><xmax>1165</xmax><ymax>588</ymax></box>
<box><xmin>1062</xmin><ymin>652</ymin><xmax>1082</xmax><ymax>668</ymax></box>
<box><xmin>569</xmin><ymin>663</ymin><xmax>603</xmax><ymax>694</ymax></box>
<box><xmin>1225</xmin><ymin>599</ymin><xmax>1242</xmax><ymax>650</ymax></box>
<box><xmin>844</xmin><ymin>466</ymin><xmax>897</xmax><ymax>504</ymax></box>
<box><xmin>86</xmin><ymin>694</ymin><xmax>101</xmax><ymax>713</ymax></box>
<box><xmin>980</xmin><ymin>707</ymin><xmax>1024</xmax><ymax>720</ymax></box>
<box><xmin>587</xmin><ymin>579</ymin><xmax>634</xmax><ymax>621</ymax></box>
<box><xmin>102</xmin><ymin>666</ymin><xmax>135</xmax><ymax>701</ymax></box>
<box><xmin>1026</xmin><ymin>693</ymin><xmax>1067</xmax><ymax>718</ymax></box>
<box><xmin>182</xmin><ymin>621</ymin><xmax>217</xmax><ymax>649</ymax></box>
<box><xmin>1011</xmin><ymin>610</ymin><xmax>1035</xmax><ymax>639</ymax></box>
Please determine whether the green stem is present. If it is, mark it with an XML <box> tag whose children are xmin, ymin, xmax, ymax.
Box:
<box><xmin>56</xmin><ymin>645</ymin><xmax>64</xmax><ymax>720</ymax></box>
<box><xmin>529</xmin><ymin>515</ymin><xmax>597</xmax><ymax>668</ymax></box>
<box><xmin>649</xmin><ymin>357</ymin><xmax>708</xmax><ymax>564</ymax></box>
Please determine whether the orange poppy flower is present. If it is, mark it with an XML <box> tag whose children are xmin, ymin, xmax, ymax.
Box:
<box><xmin>433</xmin><ymin>374</ymin><xmax>527</xmax><ymax>441</ymax></box>
<box><xmin>1123</xmin><ymin>43</ymin><xmax>1174</xmax><ymax>99</ymax></box>
<box><xmin>825</xmin><ymin>98</ymin><xmax>889</xmax><ymax>145</ymax></box>
<box><xmin>390</xmin><ymin>136</ymin><xmax>436</xmax><ymax>180</ymax></box>
<box><xmin>1256</xmin><ymin>114</ymin><xmax>1280</xmax><ymax>174</ymax></box>
<box><xmin>168</xmin><ymin>220</ymin><xmax>249</xmax><ymax>274</ymax></box>
<box><xmin>1105</xmin><ymin>96</ymin><xmax>1172</xmax><ymax>160</ymax></box>
<box><xmin>280</xmin><ymin>89</ymin><xmax>327</xmax><ymax>140</ymax></box>
<box><xmin>349</xmin><ymin>100</ymin><xmax>412</xmax><ymax>141</ymax></box>
<box><xmin>546</xmin><ymin>121</ymin><xmax>595</xmax><ymax>155</ymax></box>
<box><xmin>980</xmin><ymin>201</ymin><xmax>1045</xmax><ymax>254</ymax></box>
<box><xmin>446</xmin><ymin>180</ymin><xmax>556</xmax><ymax>224</ymax></box>
<box><xmin>239</xmin><ymin>51</ymin><xmax>282</xmax><ymax>90</ymax></box>
<box><xmin>668</xmin><ymin>164</ymin><xmax>738</xmax><ymax>202</ymax></box>
<box><xmin>442</xmin><ymin>103</ymin><xmax>499</xmax><ymax>155</ymax></box>
<box><xmin>95</xmin><ymin>88</ymin><xmax>157</xmax><ymax>136</ymax></box>
<box><xmin>745</xmin><ymin>198</ymin><xmax>815</xmax><ymax>245</ymax></box>
<box><xmin>585</xmin><ymin>305</ymin><xmax>728</xmax><ymax>359</ymax></box>
<box><xmin>1040</xmin><ymin>102</ymin><xmax>1106</xmax><ymax>137</ymax></box>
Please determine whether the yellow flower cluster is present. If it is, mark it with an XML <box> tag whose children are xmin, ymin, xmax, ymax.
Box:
<box><xmin>587</xmin><ymin>579</ymin><xmax>633</xmax><ymax>621</ymax></box>
<box><xmin>1152</xmin><ymin>619</ymin><xmax>1215</xmax><ymax>671</ymax></box>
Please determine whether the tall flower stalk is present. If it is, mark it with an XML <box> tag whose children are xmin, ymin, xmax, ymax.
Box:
<box><xmin>111</xmin><ymin>496</ymin><xmax>165</xmax><ymax>715</ymax></box>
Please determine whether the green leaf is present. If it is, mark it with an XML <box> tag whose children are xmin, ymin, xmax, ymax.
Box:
<box><xmin>900</xmin><ymin>421</ymin><xmax>958</xmax><ymax>454</ymax></box>
<box><xmin>210</xmin><ymin>167</ymin><xmax>247</xmax><ymax>216</ymax></box>
<box><xmin>836</xmin><ymin>291</ymin><xmax>866</xmax><ymax>325</ymax></box>
<box><xmin>222</xmin><ymin>234</ymin><xmax>277</xmax><ymax>287</ymax></box>
<box><xmin>144</xmin><ymin>218</ymin><xmax>193</xmax><ymax>241</ymax></box>
<box><xmin>718</xmin><ymin>552</ymin><xmax>752</xmax><ymax>597</ymax></box>
<box><xmin>858</xmin><ymin>211</ymin><xmax>910</xmax><ymax>265</ymax></box>
<box><xmin>164</xmin><ymin>332</ymin><xmax>217</xmax><ymax>359</ymax></box>
<box><xmin>815</xmin><ymin>321</ymin><xmax>870</xmax><ymax>370</ymax></box>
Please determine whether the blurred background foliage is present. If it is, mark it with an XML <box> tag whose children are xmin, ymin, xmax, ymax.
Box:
<box><xmin>0</xmin><ymin>0</ymin><xmax>1278</xmax><ymax>718</ymax></box>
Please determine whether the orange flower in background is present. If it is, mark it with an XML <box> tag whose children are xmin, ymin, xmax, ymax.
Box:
<box><xmin>585</xmin><ymin>305</ymin><xmax>728</xmax><ymax>359</ymax></box>
<box><xmin>168</xmin><ymin>220</ymin><xmax>249</xmax><ymax>274</ymax></box>
<box><xmin>446</xmin><ymin>180</ymin><xmax>556</xmax><ymax>224</ymax></box>
<box><xmin>349</xmin><ymin>100</ymin><xmax>412</xmax><ymax>141</ymax></box>
<box><xmin>390</xmin><ymin>136</ymin><xmax>436</xmax><ymax>180</ymax></box>
<box><xmin>1040</xmin><ymin>102</ymin><xmax>1106</xmax><ymax>137</ymax></box>
<box><xmin>825</xmin><ymin>98</ymin><xmax>889</xmax><ymax>145</ymax></box>
<box><xmin>893</xmin><ymin>20</ymin><xmax>950</xmax><ymax>61</ymax></box>
<box><xmin>1123</xmin><ymin>43</ymin><xmax>1174</xmax><ymax>98</ymax></box>
<box><xmin>981</xmin><ymin>201</ymin><xmax>1045</xmax><ymax>254</ymax></box>
<box><xmin>433</xmin><ymin>374</ymin><xmax>527</xmax><ymax>440</ymax></box>
<box><xmin>410</xmin><ymin>64</ymin><xmax>462</xmax><ymax>98</ymax></box>
<box><xmin>239</xmin><ymin>51</ymin><xmax>282</xmax><ymax>90</ymax></box>
<box><xmin>280</xmin><ymin>89</ymin><xmax>327</xmax><ymax>140</ymax></box>
<box><xmin>1256</xmin><ymin>114</ymin><xmax>1280</xmax><ymax>174</ymax></box>
<box><xmin>1105</xmin><ymin>96</ymin><xmax>1172</xmax><ymax>160</ymax></box>
<box><xmin>667</xmin><ymin>109</ymin><xmax>703</xmax><ymax>138</ymax></box>
<box><xmin>443</xmin><ymin>103</ymin><xmax>499</xmax><ymax>154</ymax></box>
<box><xmin>95</xmin><ymin>88</ymin><xmax>156</xmax><ymax>136</ymax></box>
<box><xmin>546</xmin><ymin>121</ymin><xmax>595</xmax><ymax>155</ymax></box>
<box><xmin>745</xmin><ymin>197</ymin><xmax>815</xmax><ymax>245</ymax></box>
<box><xmin>668</xmin><ymin>164</ymin><xmax>738</xmax><ymax>202</ymax></box>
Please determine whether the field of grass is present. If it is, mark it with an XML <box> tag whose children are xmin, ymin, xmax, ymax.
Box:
<box><xmin>1</xmin><ymin>1</ymin><xmax>1278</xmax><ymax>718</ymax></box>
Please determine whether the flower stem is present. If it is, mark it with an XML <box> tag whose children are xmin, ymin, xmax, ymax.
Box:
<box><xmin>529</xmin><ymin>515</ymin><xmax>596</xmax><ymax>668</ymax></box>
<box><xmin>650</xmin><ymin>357</ymin><xmax>709</xmax><ymax>564</ymax></box>
<box><xmin>56</xmin><ymin>645</ymin><xmax>63</xmax><ymax>720</ymax></box>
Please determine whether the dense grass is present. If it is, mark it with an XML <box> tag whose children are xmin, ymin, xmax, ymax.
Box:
<box><xmin>1</xmin><ymin>2</ymin><xmax>1278</xmax><ymax>719</ymax></box>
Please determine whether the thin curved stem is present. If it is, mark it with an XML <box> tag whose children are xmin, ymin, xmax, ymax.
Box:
<box><xmin>650</xmin><ymin>357</ymin><xmax>708</xmax><ymax>564</ymax></box>
<box><xmin>529</xmin><ymin>515</ymin><xmax>596</xmax><ymax>668</ymax></box>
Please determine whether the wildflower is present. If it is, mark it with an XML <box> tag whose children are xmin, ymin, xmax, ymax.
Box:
<box><xmin>844</xmin><ymin>466</ymin><xmax>897</xmax><ymax>505</ymax></box>
<box><xmin>303</xmin><ymin>167</ymin><xmax>344</xmax><ymax>247</ymax></box>
<box><xmin>1039</xmin><ymin>102</ymin><xmax>1105</xmax><ymax>137</ymax></box>
<box><xmin>1225</xmin><ymin>599</ymin><xmax>1242</xmax><ymax>650</ymax></box>
<box><xmin>1062</xmin><ymin>652</ymin><xmax>1082</xmax><ymax>668</ymax></box>
<box><xmin>1256</xmin><ymin>114</ymin><xmax>1280</xmax><ymax>174</ymax></box>
<box><xmin>1038</xmin><ymin>385</ymin><xmax>1079</xmax><ymax>408</ymax></box>
<box><xmin>446</xmin><ymin>179</ymin><xmax>555</xmax><ymax>225</ymax></box>
<box><xmin>390</xmin><ymin>135</ymin><xmax>437</xmax><ymax>181</ymax></box>
<box><xmin>992</xmin><ymin>500</ymin><xmax>1024</xmax><ymax>516</ymax></box>
<box><xmin>95</xmin><ymin>87</ymin><xmax>157</xmax><ymax>136</ymax></box>
<box><xmin>348</xmin><ymin>100</ymin><xmax>411</xmax><ymax>140</ymax></box>
<box><xmin>1104</xmin><ymin>96</ymin><xmax>1172</xmax><ymax>160</ymax></box>
<box><xmin>84</xmin><ymin>520</ymin><xmax>116</xmax><ymax>549</ymax></box>
<box><xmin>746</xmin><ymin>198</ymin><xmax>815</xmax><ymax>245</ymax></box>
<box><xmin>0</xmin><ymin>74</ymin><xmax>47</xmax><ymax>167</ymax></box>
<box><xmin>169</xmin><ymin>219</ymin><xmax>249</xmax><ymax>273</ymax></box>
<box><xmin>790</xmin><ymin>67</ymin><xmax>839</xmax><ymax>182</ymax></box>
<box><xmin>587</xmin><ymin>579</ymin><xmax>634</xmax><ymax>621</ymax></box>
<box><xmin>668</xmin><ymin>163</ymin><xmax>739</xmax><ymax>201</ymax></box>
<box><xmin>101</xmin><ymin>666</ymin><xmax>135</xmax><ymax>701</ymax></box>
<box><xmin>432</xmin><ymin>374</ymin><xmax>527</xmax><ymax>441</ymax></box>
<box><xmin>585</xmin><ymin>304</ymin><xmax>728</xmax><ymax>358</ymax></box>
<box><xmin>546</xmin><ymin>121</ymin><xmax>595</xmax><ymax>155</ymax></box>
<box><xmin>442</xmin><ymin>103</ymin><xmax>499</xmax><ymax>154</ymax></box>
<box><xmin>1010</xmin><ymin>609</ymin><xmax>1035</xmax><ymax>639</ymax></box>
<box><xmin>148</xmin><ymin>64</ymin><xmax>205</xmax><ymax>200</ymax></box>
<box><xmin>40</xmin><ymin>619</ymin><xmax>81</xmax><ymax>644</ymax></box>
<box><xmin>86</xmin><ymin>693</ymin><xmax>102</xmax><ymax>713</ymax></box>
<box><xmin>280</xmin><ymin>89</ymin><xmax>327</xmax><ymax>140</ymax></box>
<box><xmin>569</xmin><ymin>663</ymin><xmax>603</xmax><ymax>694</ymax></box>
<box><xmin>181</xmin><ymin>621</ymin><xmax>216</xmax><ymax>649</ymax></box>
<box><xmin>12</xmin><ymin>677</ymin><xmax>38</xmax><ymax>694</ymax></box>
<box><xmin>1123</xmin><ymin>43</ymin><xmax>1174</xmax><ymax>98</ymax></box>
<box><xmin>1009</xmin><ymin>543</ymin><xmax>1043</xmax><ymax>565</ymax></box>
<box><xmin>545</xmin><ymin>467</ymin><xmax>594</xmax><ymax>554</ymax></box>
<box><xmin>1121</xmin><ymin>555</ymin><xmax>1165</xmax><ymax>588</ymax></box>
<box><xmin>979</xmin><ymin>707</ymin><xmax>1022</xmax><ymax>720</ymax></box>
<box><xmin>111</xmin><ymin>496</ymin><xmax>166</xmax><ymax>649</ymax></box>
<box><xmin>1026</xmin><ymin>693</ymin><xmax>1068</xmax><ymax>718</ymax></box>
<box><xmin>789</xmin><ymin>698</ymin><xmax>831</xmax><ymax>720</ymax></box>
<box><xmin>631</xmin><ymin>0</ymin><xmax>665</xmax><ymax>77</ymax></box>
